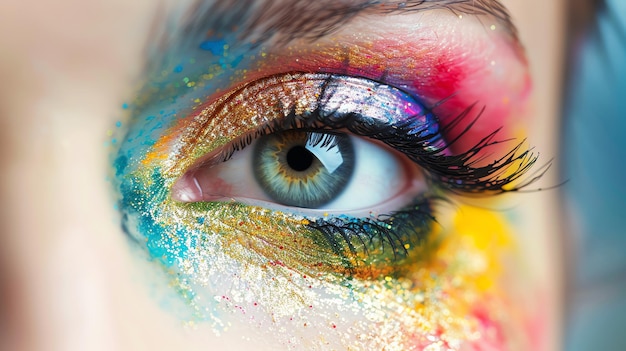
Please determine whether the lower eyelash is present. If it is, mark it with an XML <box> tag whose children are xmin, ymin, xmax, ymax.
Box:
<box><xmin>305</xmin><ymin>194</ymin><xmax>439</xmax><ymax>269</ymax></box>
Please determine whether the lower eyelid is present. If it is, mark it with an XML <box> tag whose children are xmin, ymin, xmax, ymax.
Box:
<box><xmin>172</xmin><ymin>194</ymin><xmax>440</xmax><ymax>276</ymax></box>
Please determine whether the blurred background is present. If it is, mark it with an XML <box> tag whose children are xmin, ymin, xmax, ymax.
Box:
<box><xmin>563</xmin><ymin>0</ymin><xmax>626</xmax><ymax>349</ymax></box>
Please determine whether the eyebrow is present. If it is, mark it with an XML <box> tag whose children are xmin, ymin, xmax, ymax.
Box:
<box><xmin>172</xmin><ymin>0</ymin><xmax>517</xmax><ymax>49</ymax></box>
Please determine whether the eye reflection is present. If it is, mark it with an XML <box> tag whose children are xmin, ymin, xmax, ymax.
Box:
<box><xmin>253</xmin><ymin>131</ymin><xmax>356</xmax><ymax>208</ymax></box>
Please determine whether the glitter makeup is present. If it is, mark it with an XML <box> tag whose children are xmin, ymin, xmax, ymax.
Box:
<box><xmin>113</xmin><ymin>8</ymin><xmax>542</xmax><ymax>350</ymax></box>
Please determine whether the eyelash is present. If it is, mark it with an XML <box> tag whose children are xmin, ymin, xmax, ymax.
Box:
<box><xmin>307</xmin><ymin>194</ymin><xmax>439</xmax><ymax>267</ymax></box>
<box><xmin>213</xmin><ymin>73</ymin><xmax>542</xmax><ymax>194</ymax></box>
<box><xmin>196</xmin><ymin>72</ymin><xmax>543</xmax><ymax>263</ymax></box>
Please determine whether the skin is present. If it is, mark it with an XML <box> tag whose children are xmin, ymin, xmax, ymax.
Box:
<box><xmin>0</xmin><ymin>0</ymin><xmax>564</xmax><ymax>350</ymax></box>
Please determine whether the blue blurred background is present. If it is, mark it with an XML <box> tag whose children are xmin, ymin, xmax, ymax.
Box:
<box><xmin>563</xmin><ymin>0</ymin><xmax>626</xmax><ymax>349</ymax></box>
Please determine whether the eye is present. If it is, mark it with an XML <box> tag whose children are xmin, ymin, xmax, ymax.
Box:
<box><xmin>157</xmin><ymin>71</ymin><xmax>538</xmax><ymax>272</ymax></box>
<box><xmin>172</xmin><ymin>129</ymin><xmax>424</xmax><ymax>215</ymax></box>
<box><xmin>167</xmin><ymin>72</ymin><xmax>534</xmax><ymax>220</ymax></box>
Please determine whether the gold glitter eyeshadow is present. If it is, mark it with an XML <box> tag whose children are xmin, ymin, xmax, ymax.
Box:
<box><xmin>144</xmin><ymin>73</ymin><xmax>324</xmax><ymax>177</ymax></box>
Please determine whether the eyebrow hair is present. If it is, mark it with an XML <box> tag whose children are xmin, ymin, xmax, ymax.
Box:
<box><xmin>170</xmin><ymin>0</ymin><xmax>517</xmax><ymax>50</ymax></box>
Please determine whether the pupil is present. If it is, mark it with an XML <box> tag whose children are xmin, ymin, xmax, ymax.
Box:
<box><xmin>286</xmin><ymin>145</ymin><xmax>314</xmax><ymax>171</ymax></box>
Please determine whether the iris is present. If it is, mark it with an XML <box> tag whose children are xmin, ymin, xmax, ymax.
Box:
<box><xmin>252</xmin><ymin>131</ymin><xmax>355</xmax><ymax>208</ymax></box>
